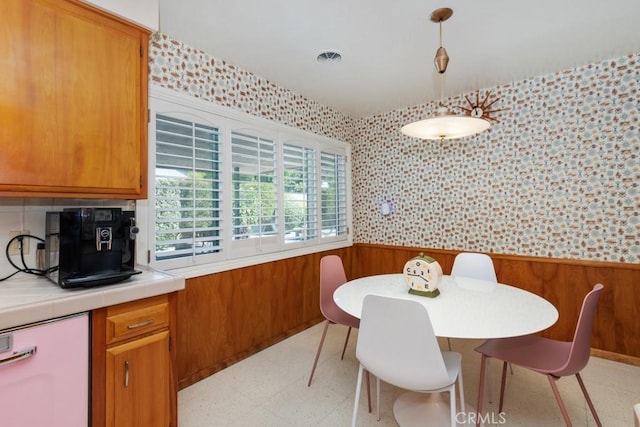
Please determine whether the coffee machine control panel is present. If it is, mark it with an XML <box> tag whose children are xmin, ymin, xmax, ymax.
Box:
<box><xmin>96</xmin><ymin>227</ymin><xmax>113</xmax><ymax>251</ymax></box>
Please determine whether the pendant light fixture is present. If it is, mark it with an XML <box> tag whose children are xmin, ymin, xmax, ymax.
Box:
<box><xmin>401</xmin><ymin>8</ymin><xmax>490</xmax><ymax>141</ymax></box>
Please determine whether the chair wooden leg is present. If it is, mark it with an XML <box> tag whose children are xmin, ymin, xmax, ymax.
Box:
<box><xmin>575</xmin><ymin>372</ymin><xmax>602</xmax><ymax>427</ymax></box>
<box><xmin>547</xmin><ymin>374</ymin><xmax>573</xmax><ymax>427</ymax></box>
<box><xmin>376</xmin><ymin>376</ymin><xmax>381</xmax><ymax>421</ymax></box>
<box><xmin>447</xmin><ymin>337</ymin><xmax>452</xmax><ymax>351</ymax></box>
<box><xmin>341</xmin><ymin>326</ymin><xmax>352</xmax><ymax>360</ymax></box>
<box><xmin>307</xmin><ymin>320</ymin><xmax>330</xmax><ymax>386</ymax></box>
<box><xmin>498</xmin><ymin>361</ymin><xmax>508</xmax><ymax>413</ymax></box>
<box><xmin>476</xmin><ymin>354</ymin><xmax>487</xmax><ymax>427</ymax></box>
<box><xmin>490</xmin><ymin>363</ymin><xmax>511</xmax><ymax>402</ymax></box>
<box><xmin>486</xmin><ymin>358</ymin><xmax>493</xmax><ymax>403</ymax></box>
<box><xmin>365</xmin><ymin>370</ymin><xmax>372</xmax><ymax>413</ymax></box>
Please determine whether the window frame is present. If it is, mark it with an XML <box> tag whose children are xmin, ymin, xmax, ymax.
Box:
<box><xmin>136</xmin><ymin>85</ymin><xmax>352</xmax><ymax>278</ymax></box>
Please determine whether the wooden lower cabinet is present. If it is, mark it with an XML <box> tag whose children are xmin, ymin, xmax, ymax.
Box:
<box><xmin>92</xmin><ymin>294</ymin><xmax>177</xmax><ymax>427</ymax></box>
<box><xmin>106</xmin><ymin>332</ymin><xmax>170</xmax><ymax>426</ymax></box>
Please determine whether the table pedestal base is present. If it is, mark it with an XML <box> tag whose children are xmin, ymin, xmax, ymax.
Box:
<box><xmin>393</xmin><ymin>391</ymin><xmax>479</xmax><ymax>426</ymax></box>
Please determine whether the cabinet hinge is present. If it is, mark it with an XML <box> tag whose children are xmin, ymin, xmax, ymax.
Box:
<box><xmin>140</xmin><ymin>45</ymin><xmax>143</xmax><ymax>57</ymax></box>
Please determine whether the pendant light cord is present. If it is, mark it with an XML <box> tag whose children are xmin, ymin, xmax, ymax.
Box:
<box><xmin>438</xmin><ymin>19</ymin><xmax>446</xmax><ymax>106</ymax></box>
<box><xmin>440</xmin><ymin>74</ymin><xmax>446</xmax><ymax>106</ymax></box>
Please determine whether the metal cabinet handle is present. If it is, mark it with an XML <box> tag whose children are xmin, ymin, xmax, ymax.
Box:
<box><xmin>0</xmin><ymin>346</ymin><xmax>37</xmax><ymax>368</ymax></box>
<box><xmin>124</xmin><ymin>360</ymin><xmax>129</xmax><ymax>387</ymax></box>
<box><xmin>127</xmin><ymin>319</ymin><xmax>154</xmax><ymax>329</ymax></box>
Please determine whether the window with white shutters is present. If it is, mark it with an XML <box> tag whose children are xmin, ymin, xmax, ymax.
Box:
<box><xmin>321</xmin><ymin>152</ymin><xmax>347</xmax><ymax>239</ymax></box>
<box><xmin>146</xmin><ymin>88</ymin><xmax>351</xmax><ymax>273</ymax></box>
<box><xmin>154</xmin><ymin>113</ymin><xmax>222</xmax><ymax>261</ymax></box>
<box><xmin>283</xmin><ymin>143</ymin><xmax>317</xmax><ymax>244</ymax></box>
<box><xmin>231</xmin><ymin>130</ymin><xmax>277</xmax><ymax>243</ymax></box>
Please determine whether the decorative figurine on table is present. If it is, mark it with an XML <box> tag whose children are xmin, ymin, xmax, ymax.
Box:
<box><xmin>403</xmin><ymin>253</ymin><xmax>443</xmax><ymax>298</ymax></box>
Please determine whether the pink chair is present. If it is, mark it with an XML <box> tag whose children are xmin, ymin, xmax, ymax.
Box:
<box><xmin>307</xmin><ymin>255</ymin><xmax>360</xmax><ymax>387</ymax></box>
<box><xmin>475</xmin><ymin>283</ymin><xmax>604</xmax><ymax>427</ymax></box>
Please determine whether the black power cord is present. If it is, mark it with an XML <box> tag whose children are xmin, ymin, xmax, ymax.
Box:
<box><xmin>1</xmin><ymin>234</ymin><xmax>48</xmax><ymax>281</ymax></box>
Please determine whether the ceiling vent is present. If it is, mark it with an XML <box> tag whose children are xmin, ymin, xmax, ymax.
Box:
<box><xmin>316</xmin><ymin>50</ymin><xmax>342</xmax><ymax>63</ymax></box>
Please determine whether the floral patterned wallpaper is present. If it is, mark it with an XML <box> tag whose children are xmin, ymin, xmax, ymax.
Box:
<box><xmin>149</xmin><ymin>34</ymin><xmax>639</xmax><ymax>263</ymax></box>
<box><xmin>352</xmin><ymin>54</ymin><xmax>639</xmax><ymax>263</ymax></box>
<box><xmin>148</xmin><ymin>34</ymin><xmax>355</xmax><ymax>141</ymax></box>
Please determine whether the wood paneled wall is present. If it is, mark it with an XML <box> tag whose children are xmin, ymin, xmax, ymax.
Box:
<box><xmin>176</xmin><ymin>244</ymin><xmax>640</xmax><ymax>389</ymax></box>
<box><xmin>352</xmin><ymin>244</ymin><xmax>640</xmax><ymax>362</ymax></box>
<box><xmin>176</xmin><ymin>248</ymin><xmax>352</xmax><ymax>389</ymax></box>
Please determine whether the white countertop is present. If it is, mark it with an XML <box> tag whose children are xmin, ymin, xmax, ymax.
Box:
<box><xmin>0</xmin><ymin>267</ymin><xmax>185</xmax><ymax>331</ymax></box>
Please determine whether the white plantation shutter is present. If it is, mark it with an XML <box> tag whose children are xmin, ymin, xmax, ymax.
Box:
<box><xmin>230</xmin><ymin>128</ymin><xmax>279</xmax><ymax>256</ymax></box>
<box><xmin>320</xmin><ymin>151</ymin><xmax>347</xmax><ymax>239</ymax></box>
<box><xmin>147</xmin><ymin>88</ymin><xmax>350</xmax><ymax>272</ymax></box>
<box><xmin>154</xmin><ymin>113</ymin><xmax>223</xmax><ymax>261</ymax></box>
<box><xmin>283</xmin><ymin>143</ymin><xmax>317</xmax><ymax>243</ymax></box>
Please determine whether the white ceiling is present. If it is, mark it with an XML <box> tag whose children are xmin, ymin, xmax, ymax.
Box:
<box><xmin>159</xmin><ymin>0</ymin><xmax>640</xmax><ymax>118</ymax></box>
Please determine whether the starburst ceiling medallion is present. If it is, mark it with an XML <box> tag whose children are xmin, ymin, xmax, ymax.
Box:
<box><xmin>459</xmin><ymin>91</ymin><xmax>506</xmax><ymax>122</ymax></box>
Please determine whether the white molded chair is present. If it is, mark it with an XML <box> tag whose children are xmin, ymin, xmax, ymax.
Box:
<box><xmin>450</xmin><ymin>251</ymin><xmax>503</xmax><ymax>402</ymax></box>
<box><xmin>351</xmin><ymin>295</ymin><xmax>465</xmax><ymax>427</ymax></box>
<box><xmin>449</xmin><ymin>252</ymin><xmax>497</xmax><ymax>351</ymax></box>
<box><xmin>634</xmin><ymin>403</ymin><xmax>640</xmax><ymax>427</ymax></box>
<box><xmin>451</xmin><ymin>252</ymin><xmax>497</xmax><ymax>282</ymax></box>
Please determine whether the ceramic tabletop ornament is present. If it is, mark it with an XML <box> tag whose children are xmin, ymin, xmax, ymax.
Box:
<box><xmin>403</xmin><ymin>253</ymin><xmax>443</xmax><ymax>297</ymax></box>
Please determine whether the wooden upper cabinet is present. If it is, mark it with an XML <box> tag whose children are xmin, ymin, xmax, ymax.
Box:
<box><xmin>0</xmin><ymin>0</ymin><xmax>149</xmax><ymax>199</ymax></box>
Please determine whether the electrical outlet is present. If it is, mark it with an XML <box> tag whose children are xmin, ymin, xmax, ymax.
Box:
<box><xmin>8</xmin><ymin>230</ymin><xmax>30</xmax><ymax>256</ymax></box>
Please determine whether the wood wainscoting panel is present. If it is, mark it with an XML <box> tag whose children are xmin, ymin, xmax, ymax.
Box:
<box><xmin>177</xmin><ymin>244</ymin><xmax>638</xmax><ymax>389</ymax></box>
<box><xmin>351</xmin><ymin>244</ymin><xmax>640</xmax><ymax>362</ymax></box>
<box><xmin>177</xmin><ymin>248</ymin><xmax>352</xmax><ymax>389</ymax></box>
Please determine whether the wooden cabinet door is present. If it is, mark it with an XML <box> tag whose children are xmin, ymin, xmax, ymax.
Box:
<box><xmin>106</xmin><ymin>331</ymin><xmax>171</xmax><ymax>427</ymax></box>
<box><xmin>0</xmin><ymin>0</ymin><xmax>148</xmax><ymax>198</ymax></box>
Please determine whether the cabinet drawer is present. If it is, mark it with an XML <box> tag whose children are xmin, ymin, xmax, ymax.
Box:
<box><xmin>106</xmin><ymin>299</ymin><xmax>169</xmax><ymax>346</ymax></box>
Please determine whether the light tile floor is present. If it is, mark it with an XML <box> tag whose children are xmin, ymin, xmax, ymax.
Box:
<box><xmin>179</xmin><ymin>322</ymin><xmax>640</xmax><ymax>426</ymax></box>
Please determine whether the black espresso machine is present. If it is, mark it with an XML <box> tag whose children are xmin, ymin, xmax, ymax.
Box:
<box><xmin>45</xmin><ymin>208</ymin><xmax>141</xmax><ymax>288</ymax></box>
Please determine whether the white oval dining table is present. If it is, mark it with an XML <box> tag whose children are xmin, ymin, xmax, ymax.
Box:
<box><xmin>334</xmin><ymin>273</ymin><xmax>558</xmax><ymax>339</ymax></box>
<box><xmin>333</xmin><ymin>273</ymin><xmax>559</xmax><ymax>426</ymax></box>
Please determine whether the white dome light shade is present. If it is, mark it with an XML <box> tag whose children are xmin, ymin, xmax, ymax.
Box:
<box><xmin>401</xmin><ymin>7</ymin><xmax>493</xmax><ymax>141</ymax></box>
<box><xmin>401</xmin><ymin>113</ymin><xmax>491</xmax><ymax>140</ymax></box>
